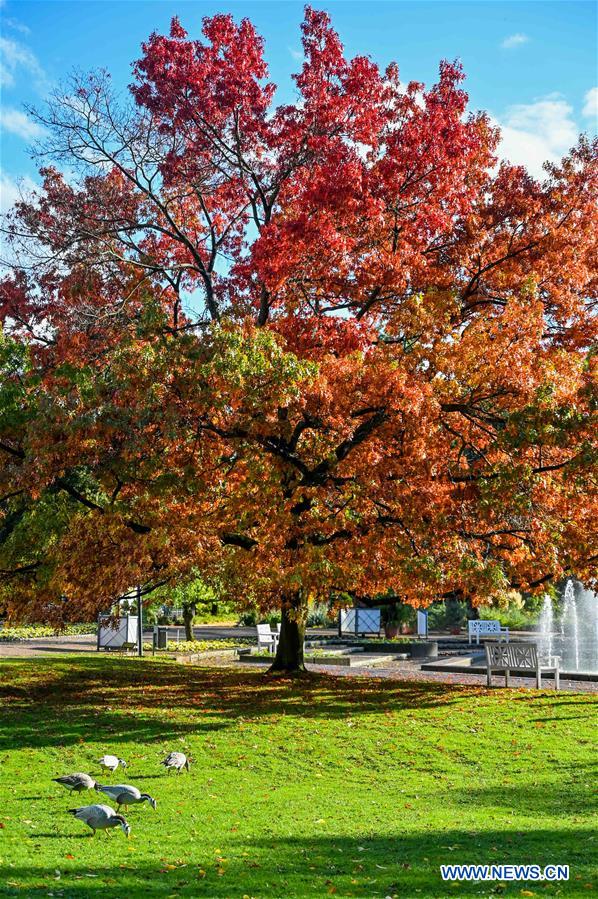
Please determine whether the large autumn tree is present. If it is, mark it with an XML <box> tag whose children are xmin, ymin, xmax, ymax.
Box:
<box><xmin>1</xmin><ymin>8</ymin><xmax>596</xmax><ymax>671</ymax></box>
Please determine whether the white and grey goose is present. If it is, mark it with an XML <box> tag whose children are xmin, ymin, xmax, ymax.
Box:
<box><xmin>52</xmin><ymin>773</ymin><xmax>97</xmax><ymax>793</ymax></box>
<box><xmin>68</xmin><ymin>803</ymin><xmax>131</xmax><ymax>837</ymax></box>
<box><xmin>98</xmin><ymin>754</ymin><xmax>127</xmax><ymax>773</ymax></box>
<box><xmin>160</xmin><ymin>751</ymin><xmax>190</xmax><ymax>773</ymax></box>
<box><xmin>95</xmin><ymin>783</ymin><xmax>157</xmax><ymax>811</ymax></box>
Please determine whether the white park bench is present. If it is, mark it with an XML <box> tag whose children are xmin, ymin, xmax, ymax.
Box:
<box><xmin>256</xmin><ymin>624</ymin><xmax>278</xmax><ymax>654</ymax></box>
<box><xmin>485</xmin><ymin>642</ymin><xmax>560</xmax><ymax>689</ymax></box>
<box><xmin>468</xmin><ymin>619</ymin><xmax>509</xmax><ymax>645</ymax></box>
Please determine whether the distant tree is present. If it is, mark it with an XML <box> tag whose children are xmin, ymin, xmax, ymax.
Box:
<box><xmin>167</xmin><ymin>577</ymin><xmax>219</xmax><ymax>640</ymax></box>
<box><xmin>1</xmin><ymin>9</ymin><xmax>596</xmax><ymax>672</ymax></box>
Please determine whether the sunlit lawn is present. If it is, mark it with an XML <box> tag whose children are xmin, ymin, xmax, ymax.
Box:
<box><xmin>0</xmin><ymin>657</ymin><xmax>595</xmax><ymax>898</ymax></box>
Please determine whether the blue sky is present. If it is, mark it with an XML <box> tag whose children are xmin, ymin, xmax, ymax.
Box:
<box><xmin>1</xmin><ymin>1</ymin><xmax>597</xmax><ymax>210</ymax></box>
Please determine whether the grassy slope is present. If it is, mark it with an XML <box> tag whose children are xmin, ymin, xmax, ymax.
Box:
<box><xmin>0</xmin><ymin>657</ymin><xmax>595</xmax><ymax>899</ymax></box>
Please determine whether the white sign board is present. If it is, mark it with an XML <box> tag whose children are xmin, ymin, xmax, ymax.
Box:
<box><xmin>339</xmin><ymin>608</ymin><xmax>381</xmax><ymax>635</ymax></box>
<box><xmin>98</xmin><ymin>615</ymin><xmax>138</xmax><ymax>650</ymax></box>
<box><xmin>417</xmin><ymin>609</ymin><xmax>428</xmax><ymax>637</ymax></box>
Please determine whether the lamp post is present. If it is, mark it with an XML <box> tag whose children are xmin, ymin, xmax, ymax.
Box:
<box><xmin>137</xmin><ymin>584</ymin><xmax>143</xmax><ymax>657</ymax></box>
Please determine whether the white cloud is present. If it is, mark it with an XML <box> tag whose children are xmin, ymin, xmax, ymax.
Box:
<box><xmin>0</xmin><ymin>35</ymin><xmax>46</xmax><ymax>90</ymax></box>
<box><xmin>495</xmin><ymin>95</ymin><xmax>578</xmax><ymax>179</ymax></box>
<box><xmin>0</xmin><ymin>171</ymin><xmax>38</xmax><ymax>214</ymax></box>
<box><xmin>0</xmin><ymin>107</ymin><xmax>44</xmax><ymax>140</ymax></box>
<box><xmin>582</xmin><ymin>86</ymin><xmax>598</xmax><ymax>122</ymax></box>
<box><xmin>3</xmin><ymin>16</ymin><xmax>31</xmax><ymax>35</ymax></box>
<box><xmin>288</xmin><ymin>46</ymin><xmax>304</xmax><ymax>62</ymax></box>
<box><xmin>501</xmin><ymin>33</ymin><xmax>530</xmax><ymax>50</ymax></box>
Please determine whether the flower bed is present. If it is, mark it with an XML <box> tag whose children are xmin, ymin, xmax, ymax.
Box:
<box><xmin>142</xmin><ymin>639</ymin><xmax>252</xmax><ymax>654</ymax></box>
<box><xmin>0</xmin><ymin>624</ymin><xmax>95</xmax><ymax>642</ymax></box>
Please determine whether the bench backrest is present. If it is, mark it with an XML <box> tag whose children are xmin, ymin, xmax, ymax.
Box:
<box><xmin>469</xmin><ymin>619</ymin><xmax>501</xmax><ymax>635</ymax></box>
<box><xmin>485</xmin><ymin>642</ymin><xmax>538</xmax><ymax>670</ymax></box>
<box><xmin>256</xmin><ymin>624</ymin><xmax>274</xmax><ymax>638</ymax></box>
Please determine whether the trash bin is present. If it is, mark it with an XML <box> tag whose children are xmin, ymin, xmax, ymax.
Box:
<box><xmin>156</xmin><ymin>627</ymin><xmax>168</xmax><ymax>649</ymax></box>
<box><xmin>409</xmin><ymin>641</ymin><xmax>438</xmax><ymax>659</ymax></box>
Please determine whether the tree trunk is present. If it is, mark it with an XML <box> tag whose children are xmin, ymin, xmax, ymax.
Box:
<box><xmin>268</xmin><ymin>593</ymin><xmax>307</xmax><ymax>675</ymax></box>
<box><xmin>182</xmin><ymin>603</ymin><xmax>195</xmax><ymax>642</ymax></box>
<box><xmin>466</xmin><ymin>598</ymin><xmax>480</xmax><ymax>621</ymax></box>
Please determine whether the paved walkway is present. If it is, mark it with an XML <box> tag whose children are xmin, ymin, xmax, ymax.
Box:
<box><xmin>0</xmin><ymin>625</ymin><xmax>335</xmax><ymax>658</ymax></box>
<box><xmin>0</xmin><ymin>633</ymin><xmax>98</xmax><ymax>657</ymax></box>
<box><xmin>308</xmin><ymin>659</ymin><xmax>598</xmax><ymax>693</ymax></box>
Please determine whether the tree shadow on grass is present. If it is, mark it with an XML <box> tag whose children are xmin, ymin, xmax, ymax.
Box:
<box><xmin>447</xmin><ymin>781</ymin><xmax>598</xmax><ymax>818</ymax></box>
<box><xmin>1</xmin><ymin>826</ymin><xmax>594</xmax><ymax>898</ymax></box>
<box><xmin>0</xmin><ymin>655</ymin><xmax>479</xmax><ymax>753</ymax></box>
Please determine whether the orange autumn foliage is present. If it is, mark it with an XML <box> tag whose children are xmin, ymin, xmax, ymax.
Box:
<box><xmin>0</xmin><ymin>9</ymin><xmax>596</xmax><ymax>640</ymax></box>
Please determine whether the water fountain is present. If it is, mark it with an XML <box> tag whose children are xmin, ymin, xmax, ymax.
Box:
<box><xmin>561</xmin><ymin>580</ymin><xmax>580</xmax><ymax>670</ymax></box>
<box><xmin>537</xmin><ymin>595</ymin><xmax>553</xmax><ymax>663</ymax></box>
<box><xmin>536</xmin><ymin>579</ymin><xmax>598</xmax><ymax>674</ymax></box>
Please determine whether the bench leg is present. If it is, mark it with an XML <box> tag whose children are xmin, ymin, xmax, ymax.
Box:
<box><xmin>536</xmin><ymin>667</ymin><xmax>542</xmax><ymax>689</ymax></box>
<box><xmin>505</xmin><ymin>669</ymin><xmax>510</xmax><ymax>687</ymax></box>
<box><xmin>487</xmin><ymin>668</ymin><xmax>492</xmax><ymax>687</ymax></box>
<box><xmin>555</xmin><ymin>668</ymin><xmax>560</xmax><ymax>690</ymax></box>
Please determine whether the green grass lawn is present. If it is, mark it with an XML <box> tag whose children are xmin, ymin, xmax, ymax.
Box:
<box><xmin>0</xmin><ymin>657</ymin><xmax>596</xmax><ymax>898</ymax></box>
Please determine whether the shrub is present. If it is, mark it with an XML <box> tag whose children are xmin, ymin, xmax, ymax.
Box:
<box><xmin>478</xmin><ymin>604</ymin><xmax>537</xmax><ymax>629</ymax></box>
<box><xmin>307</xmin><ymin>604</ymin><xmax>336</xmax><ymax>627</ymax></box>
<box><xmin>380</xmin><ymin>602</ymin><xmax>416</xmax><ymax>629</ymax></box>
<box><xmin>427</xmin><ymin>600</ymin><xmax>468</xmax><ymax>630</ymax></box>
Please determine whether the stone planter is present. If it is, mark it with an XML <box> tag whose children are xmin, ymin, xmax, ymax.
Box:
<box><xmin>409</xmin><ymin>641</ymin><xmax>438</xmax><ymax>659</ymax></box>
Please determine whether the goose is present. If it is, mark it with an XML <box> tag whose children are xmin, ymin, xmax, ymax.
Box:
<box><xmin>95</xmin><ymin>783</ymin><xmax>157</xmax><ymax>811</ymax></box>
<box><xmin>52</xmin><ymin>773</ymin><xmax>98</xmax><ymax>793</ymax></box>
<box><xmin>160</xmin><ymin>751</ymin><xmax>190</xmax><ymax>773</ymax></box>
<box><xmin>68</xmin><ymin>803</ymin><xmax>131</xmax><ymax>837</ymax></box>
<box><xmin>98</xmin><ymin>754</ymin><xmax>127</xmax><ymax>773</ymax></box>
